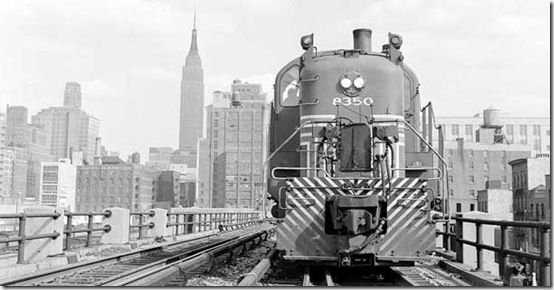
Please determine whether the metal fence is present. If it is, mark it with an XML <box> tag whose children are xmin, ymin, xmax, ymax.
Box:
<box><xmin>0</xmin><ymin>208</ymin><xmax>263</xmax><ymax>264</ymax></box>
<box><xmin>166</xmin><ymin>210</ymin><xmax>260</xmax><ymax>236</ymax></box>
<box><xmin>436</xmin><ymin>215</ymin><xmax>550</xmax><ymax>286</ymax></box>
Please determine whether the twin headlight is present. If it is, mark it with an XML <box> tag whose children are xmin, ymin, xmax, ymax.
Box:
<box><xmin>340</xmin><ymin>76</ymin><xmax>365</xmax><ymax>90</ymax></box>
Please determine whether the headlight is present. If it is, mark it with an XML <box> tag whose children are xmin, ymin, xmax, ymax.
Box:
<box><xmin>353</xmin><ymin>77</ymin><xmax>365</xmax><ymax>89</ymax></box>
<box><xmin>340</xmin><ymin>77</ymin><xmax>352</xmax><ymax>89</ymax></box>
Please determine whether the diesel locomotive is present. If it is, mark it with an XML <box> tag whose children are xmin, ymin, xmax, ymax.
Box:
<box><xmin>265</xmin><ymin>29</ymin><xmax>447</xmax><ymax>267</ymax></box>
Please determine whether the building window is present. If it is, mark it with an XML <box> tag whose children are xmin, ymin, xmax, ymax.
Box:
<box><xmin>465</xmin><ymin>125</ymin><xmax>473</xmax><ymax>140</ymax></box>
<box><xmin>469</xmin><ymin>149</ymin><xmax>474</xmax><ymax>157</ymax></box>
<box><xmin>469</xmin><ymin>162</ymin><xmax>474</xmax><ymax>169</ymax></box>
<box><xmin>470</xmin><ymin>204</ymin><xmax>475</xmax><ymax>211</ymax></box>
<box><xmin>456</xmin><ymin>203</ymin><xmax>462</xmax><ymax>213</ymax></box>
<box><xmin>451</xmin><ymin>125</ymin><xmax>459</xmax><ymax>135</ymax></box>
<box><xmin>520</xmin><ymin>125</ymin><xmax>527</xmax><ymax>136</ymax></box>
<box><xmin>448</xmin><ymin>175</ymin><xmax>454</xmax><ymax>183</ymax></box>
<box><xmin>449</xmin><ymin>189</ymin><xmax>454</xmax><ymax>195</ymax></box>
<box><xmin>483</xmin><ymin>162</ymin><xmax>488</xmax><ymax>171</ymax></box>
<box><xmin>533</xmin><ymin>125</ymin><xmax>540</xmax><ymax>135</ymax></box>
<box><xmin>506</xmin><ymin>125</ymin><xmax>514</xmax><ymax>135</ymax></box>
<box><xmin>469</xmin><ymin>176</ymin><xmax>475</xmax><ymax>184</ymax></box>
<box><xmin>533</xmin><ymin>140</ymin><xmax>541</xmax><ymax>151</ymax></box>
<box><xmin>483</xmin><ymin>150</ymin><xmax>488</xmax><ymax>158</ymax></box>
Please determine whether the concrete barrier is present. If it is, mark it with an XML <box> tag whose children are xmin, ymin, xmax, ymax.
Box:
<box><xmin>23</xmin><ymin>207</ymin><xmax>64</xmax><ymax>263</ymax></box>
<box><xmin>147</xmin><ymin>208</ymin><xmax>168</xmax><ymax>237</ymax></box>
<box><xmin>461</xmin><ymin>211</ymin><xmax>497</xmax><ymax>275</ymax></box>
<box><xmin>101</xmin><ymin>207</ymin><xmax>130</xmax><ymax>244</ymax></box>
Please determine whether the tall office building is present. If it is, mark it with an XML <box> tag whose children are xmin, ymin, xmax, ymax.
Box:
<box><xmin>63</xmin><ymin>82</ymin><xmax>82</xmax><ymax>109</ymax></box>
<box><xmin>0</xmin><ymin>113</ymin><xmax>14</xmax><ymax>202</ymax></box>
<box><xmin>31</xmin><ymin>83</ymin><xmax>99</xmax><ymax>164</ymax></box>
<box><xmin>179</xmin><ymin>12</ymin><xmax>204</xmax><ymax>151</ymax></box>
<box><xmin>197</xmin><ymin>80</ymin><xmax>269</xmax><ymax>209</ymax></box>
<box><xmin>5</xmin><ymin>105</ymin><xmax>54</xmax><ymax>201</ymax></box>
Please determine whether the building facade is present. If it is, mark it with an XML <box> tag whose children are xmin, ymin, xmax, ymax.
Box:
<box><xmin>5</xmin><ymin>105</ymin><xmax>55</xmax><ymax>201</ymax></box>
<box><xmin>0</xmin><ymin>113</ymin><xmax>14</xmax><ymax>202</ymax></box>
<box><xmin>197</xmin><ymin>80</ymin><xmax>268</xmax><ymax>209</ymax></box>
<box><xmin>179</xmin><ymin>13</ymin><xmax>204</xmax><ymax>151</ymax></box>
<box><xmin>32</xmin><ymin>107</ymin><xmax>99</xmax><ymax>164</ymax></box>
<box><xmin>39</xmin><ymin>158</ymin><xmax>77</xmax><ymax>210</ymax></box>
<box><xmin>439</xmin><ymin>108</ymin><xmax>534</xmax><ymax>214</ymax></box>
<box><xmin>75</xmin><ymin>157</ymin><xmax>159</xmax><ymax>212</ymax></box>
<box><xmin>436</xmin><ymin>107</ymin><xmax>550</xmax><ymax>156</ymax></box>
<box><xmin>146</xmin><ymin>147</ymin><xmax>173</xmax><ymax>170</ymax></box>
<box><xmin>63</xmin><ymin>82</ymin><xmax>82</xmax><ymax>109</ymax></box>
<box><xmin>509</xmin><ymin>156</ymin><xmax>550</xmax><ymax>252</ymax></box>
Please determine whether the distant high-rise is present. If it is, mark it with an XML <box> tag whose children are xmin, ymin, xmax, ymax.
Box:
<box><xmin>179</xmin><ymin>12</ymin><xmax>204</xmax><ymax>151</ymax></box>
<box><xmin>63</xmin><ymin>82</ymin><xmax>82</xmax><ymax>109</ymax></box>
<box><xmin>32</xmin><ymin>82</ymin><xmax>99</xmax><ymax>165</ymax></box>
<box><xmin>197</xmin><ymin>80</ymin><xmax>269</xmax><ymax>209</ymax></box>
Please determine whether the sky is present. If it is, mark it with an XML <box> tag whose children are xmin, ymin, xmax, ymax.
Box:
<box><xmin>0</xmin><ymin>0</ymin><xmax>550</xmax><ymax>160</ymax></box>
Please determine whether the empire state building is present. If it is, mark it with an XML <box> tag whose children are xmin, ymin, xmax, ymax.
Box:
<box><xmin>179</xmin><ymin>13</ymin><xmax>204</xmax><ymax>151</ymax></box>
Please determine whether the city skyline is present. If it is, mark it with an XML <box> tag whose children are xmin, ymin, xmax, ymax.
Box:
<box><xmin>0</xmin><ymin>0</ymin><xmax>549</xmax><ymax>160</ymax></box>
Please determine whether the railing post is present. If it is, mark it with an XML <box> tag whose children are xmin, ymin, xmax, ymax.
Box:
<box><xmin>65</xmin><ymin>213</ymin><xmax>72</xmax><ymax>250</ymax></box>
<box><xmin>442</xmin><ymin>222</ymin><xmax>449</xmax><ymax>251</ymax></box>
<box><xmin>499</xmin><ymin>225</ymin><xmax>509</xmax><ymax>278</ymax></box>
<box><xmin>455</xmin><ymin>216</ymin><xmax>464</xmax><ymax>263</ymax></box>
<box><xmin>539</xmin><ymin>227</ymin><xmax>550</xmax><ymax>286</ymax></box>
<box><xmin>86</xmin><ymin>212</ymin><xmax>93</xmax><ymax>247</ymax></box>
<box><xmin>17</xmin><ymin>214</ymin><xmax>26</xmax><ymax>264</ymax></box>
<box><xmin>137</xmin><ymin>214</ymin><xmax>143</xmax><ymax>240</ymax></box>
<box><xmin>476</xmin><ymin>222</ymin><xmax>483</xmax><ymax>270</ymax></box>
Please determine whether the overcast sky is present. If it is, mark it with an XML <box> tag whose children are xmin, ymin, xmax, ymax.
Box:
<box><xmin>0</xmin><ymin>0</ymin><xmax>550</xmax><ymax>160</ymax></box>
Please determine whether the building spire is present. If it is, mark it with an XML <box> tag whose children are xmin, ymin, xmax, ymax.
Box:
<box><xmin>188</xmin><ymin>10</ymin><xmax>199</xmax><ymax>55</ymax></box>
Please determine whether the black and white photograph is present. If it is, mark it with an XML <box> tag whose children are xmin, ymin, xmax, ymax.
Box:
<box><xmin>0</xmin><ymin>0</ymin><xmax>550</xmax><ymax>287</ymax></box>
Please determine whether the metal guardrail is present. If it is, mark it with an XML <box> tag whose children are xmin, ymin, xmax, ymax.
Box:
<box><xmin>0</xmin><ymin>208</ymin><xmax>262</xmax><ymax>264</ymax></box>
<box><xmin>166</xmin><ymin>211</ymin><xmax>260</xmax><ymax>235</ymax></box>
<box><xmin>0</xmin><ymin>212</ymin><xmax>62</xmax><ymax>264</ymax></box>
<box><xmin>129</xmin><ymin>211</ymin><xmax>156</xmax><ymax>240</ymax></box>
<box><xmin>436</xmin><ymin>215</ymin><xmax>551</xmax><ymax>286</ymax></box>
<box><xmin>65</xmin><ymin>211</ymin><xmax>112</xmax><ymax>249</ymax></box>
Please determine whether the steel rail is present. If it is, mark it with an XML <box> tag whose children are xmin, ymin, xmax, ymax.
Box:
<box><xmin>117</xmin><ymin>227</ymin><xmax>271</xmax><ymax>286</ymax></box>
<box><xmin>0</xmin><ymin>228</ymin><xmax>243</xmax><ymax>286</ymax></box>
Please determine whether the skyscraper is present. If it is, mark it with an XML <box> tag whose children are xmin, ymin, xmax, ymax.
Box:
<box><xmin>197</xmin><ymin>80</ymin><xmax>269</xmax><ymax>209</ymax></box>
<box><xmin>179</xmin><ymin>12</ymin><xmax>204</xmax><ymax>151</ymax></box>
<box><xmin>63</xmin><ymin>82</ymin><xmax>82</xmax><ymax>109</ymax></box>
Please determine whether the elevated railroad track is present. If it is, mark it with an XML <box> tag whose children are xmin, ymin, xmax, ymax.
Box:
<box><xmin>1</xmin><ymin>222</ymin><xmax>272</xmax><ymax>287</ymax></box>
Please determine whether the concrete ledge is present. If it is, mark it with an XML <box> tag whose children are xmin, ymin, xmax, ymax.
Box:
<box><xmin>434</xmin><ymin>249</ymin><xmax>456</xmax><ymax>261</ymax></box>
<box><xmin>439</xmin><ymin>259</ymin><xmax>504</xmax><ymax>286</ymax></box>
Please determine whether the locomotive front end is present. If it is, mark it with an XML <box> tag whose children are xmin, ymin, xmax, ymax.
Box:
<box><xmin>268</xmin><ymin>29</ymin><xmax>444</xmax><ymax>267</ymax></box>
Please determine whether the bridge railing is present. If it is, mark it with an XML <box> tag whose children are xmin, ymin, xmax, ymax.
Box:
<box><xmin>0</xmin><ymin>207</ymin><xmax>262</xmax><ymax>264</ymax></box>
<box><xmin>166</xmin><ymin>209</ymin><xmax>261</xmax><ymax>236</ymax></box>
<box><xmin>64</xmin><ymin>211</ymin><xmax>111</xmax><ymax>249</ymax></box>
<box><xmin>129</xmin><ymin>210</ymin><xmax>155</xmax><ymax>240</ymax></box>
<box><xmin>436</xmin><ymin>215</ymin><xmax>550</xmax><ymax>286</ymax></box>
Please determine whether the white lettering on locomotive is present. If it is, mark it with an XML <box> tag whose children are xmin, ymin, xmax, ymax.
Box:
<box><xmin>332</xmin><ymin>97</ymin><xmax>373</xmax><ymax>106</ymax></box>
